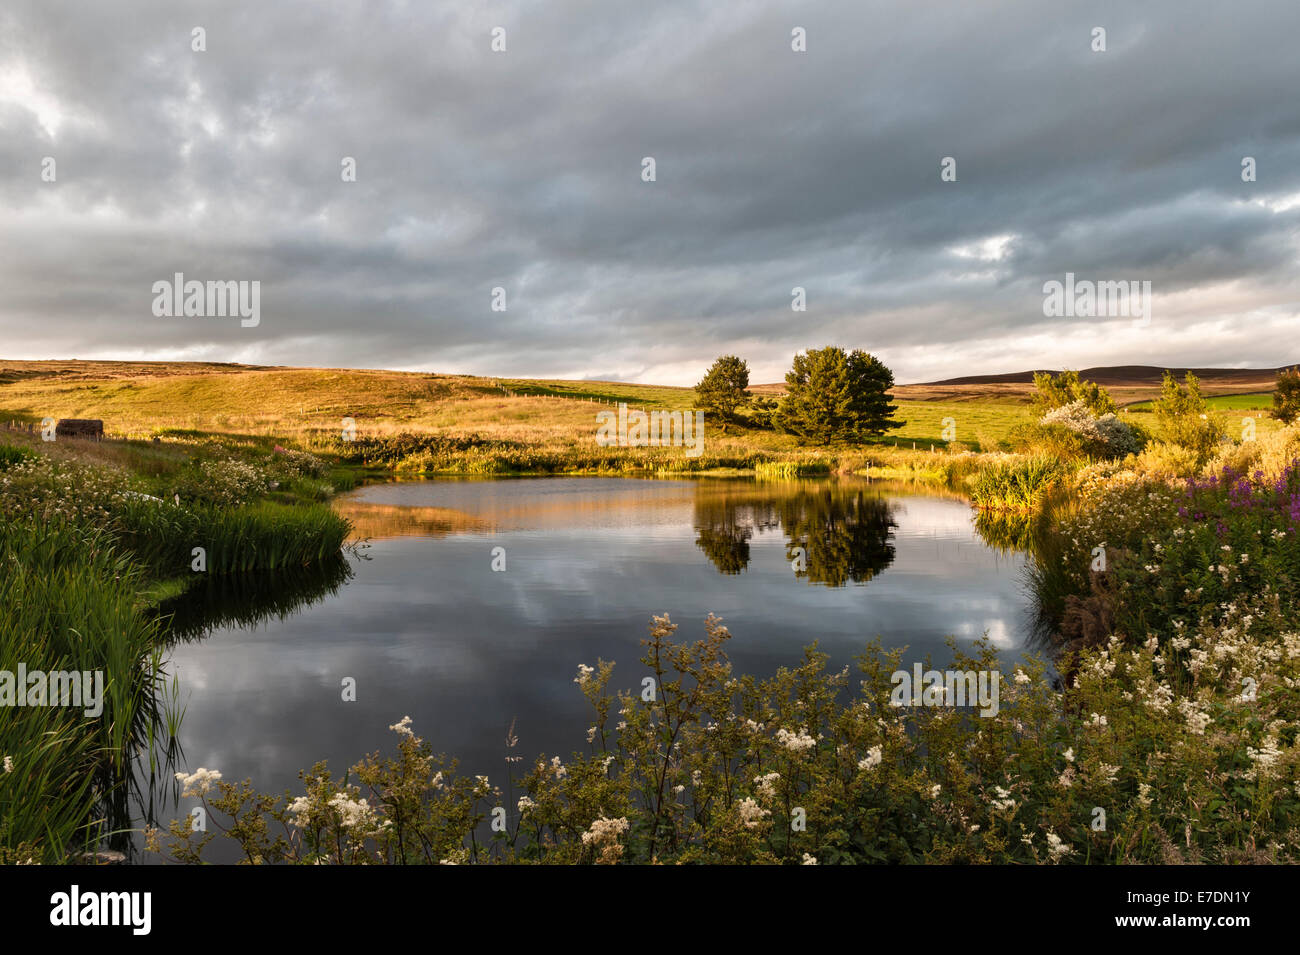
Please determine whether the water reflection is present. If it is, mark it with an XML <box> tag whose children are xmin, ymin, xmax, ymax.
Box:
<box><xmin>135</xmin><ymin>476</ymin><xmax>1035</xmax><ymax>860</ymax></box>
<box><xmin>156</xmin><ymin>555</ymin><xmax>355</xmax><ymax>642</ymax></box>
<box><xmin>692</xmin><ymin>482</ymin><xmax>899</xmax><ymax>586</ymax></box>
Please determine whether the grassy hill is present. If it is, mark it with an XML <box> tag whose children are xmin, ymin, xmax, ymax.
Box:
<box><xmin>0</xmin><ymin>359</ymin><xmax>1285</xmax><ymax>467</ymax></box>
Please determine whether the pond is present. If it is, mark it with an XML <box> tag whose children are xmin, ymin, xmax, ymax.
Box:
<box><xmin>135</xmin><ymin>476</ymin><xmax>1035</xmax><ymax>858</ymax></box>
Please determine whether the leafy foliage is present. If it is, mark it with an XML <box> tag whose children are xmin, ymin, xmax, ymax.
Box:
<box><xmin>1154</xmin><ymin>371</ymin><xmax>1227</xmax><ymax>465</ymax></box>
<box><xmin>774</xmin><ymin>347</ymin><xmax>904</xmax><ymax>444</ymax></box>
<box><xmin>1031</xmin><ymin>370</ymin><xmax>1117</xmax><ymax>417</ymax></box>
<box><xmin>693</xmin><ymin>355</ymin><xmax>751</xmax><ymax>428</ymax></box>
<box><xmin>1271</xmin><ymin>367</ymin><xmax>1300</xmax><ymax>425</ymax></box>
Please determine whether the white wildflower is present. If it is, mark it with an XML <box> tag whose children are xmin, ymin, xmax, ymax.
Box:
<box><xmin>174</xmin><ymin>767</ymin><xmax>222</xmax><ymax>797</ymax></box>
<box><xmin>857</xmin><ymin>746</ymin><xmax>883</xmax><ymax>771</ymax></box>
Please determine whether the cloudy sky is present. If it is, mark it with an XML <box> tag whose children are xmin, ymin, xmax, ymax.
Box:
<box><xmin>2</xmin><ymin>0</ymin><xmax>1299</xmax><ymax>386</ymax></box>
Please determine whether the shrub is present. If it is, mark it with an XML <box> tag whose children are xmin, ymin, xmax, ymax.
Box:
<box><xmin>1038</xmin><ymin>400</ymin><xmax>1144</xmax><ymax>459</ymax></box>
<box><xmin>1031</xmin><ymin>370</ymin><xmax>1117</xmax><ymax>417</ymax></box>
<box><xmin>1271</xmin><ymin>367</ymin><xmax>1300</xmax><ymax>424</ymax></box>
<box><xmin>1134</xmin><ymin>442</ymin><xmax>1201</xmax><ymax>478</ymax></box>
<box><xmin>170</xmin><ymin>458</ymin><xmax>271</xmax><ymax>507</ymax></box>
<box><xmin>1153</xmin><ymin>371</ymin><xmax>1227</xmax><ymax>465</ymax></box>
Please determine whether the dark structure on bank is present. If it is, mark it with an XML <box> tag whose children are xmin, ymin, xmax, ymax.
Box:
<box><xmin>55</xmin><ymin>418</ymin><xmax>104</xmax><ymax>440</ymax></box>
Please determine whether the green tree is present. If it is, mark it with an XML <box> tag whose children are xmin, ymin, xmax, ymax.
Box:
<box><xmin>773</xmin><ymin>346</ymin><xmax>904</xmax><ymax>443</ymax></box>
<box><xmin>694</xmin><ymin>355</ymin><xmax>750</xmax><ymax>431</ymax></box>
<box><xmin>1271</xmin><ymin>367</ymin><xmax>1300</xmax><ymax>424</ymax></box>
<box><xmin>1154</xmin><ymin>370</ymin><xmax>1225</xmax><ymax>462</ymax></box>
<box><xmin>1031</xmin><ymin>369</ymin><xmax>1116</xmax><ymax>416</ymax></box>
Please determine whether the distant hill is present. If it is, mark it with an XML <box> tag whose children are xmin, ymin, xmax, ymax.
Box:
<box><xmin>893</xmin><ymin>364</ymin><xmax>1294</xmax><ymax>404</ymax></box>
<box><xmin>919</xmin><ymin>365</ymin><xmax>1293</xmax><ymax>388</ymax></box>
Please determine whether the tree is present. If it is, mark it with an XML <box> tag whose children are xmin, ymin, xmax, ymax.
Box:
<box><xmin>1031</xmin><ymin>369</ymin><xmax>1116</xmax><ymax>417</ymax></box>
<box><xmin>773</xmin><ymin>346</ymin><xmax>904</xmax><ymax>443</ymax></box>
<box><xmin>1271</xmin><ymin>367</ymin><xmax>1300</xmax><ymax>424</ymax></box>
<box><xmin>1154</xmin><ymin>370</ymin><xmax>1226</xmax><ymax>463</ymax></box>
<box><xmin>694</xmin><ymin>355</ymin><xmax>750</xmax><ymax>430</ymax></box>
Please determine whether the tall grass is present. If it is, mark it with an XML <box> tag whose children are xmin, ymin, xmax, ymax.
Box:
<box><xmin>114</xmin><ymin>498</ymin><xmax>351</xmax><ymax>576</ymax></box>
<box><xmin>753</xmin><ymin>458</ymin><xmax>831</xmax><ymax>479</ymax></box>
<box><xmin>968</xmin><ymin>456</ymin><xmax>1069</xmax><ymax>511</ymax></box>
<box><xmin>0</xmin><ymin>521</ymin><xmax>168</xmax><ymax>861</ymax></box>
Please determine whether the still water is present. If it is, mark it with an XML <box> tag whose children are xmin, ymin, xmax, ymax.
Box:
<box><xmin>139</xmin><ymin>476</ymin><xmax>1033</xmax><ymax>853</ymax></box>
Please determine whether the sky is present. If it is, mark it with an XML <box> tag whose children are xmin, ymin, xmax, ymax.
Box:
<box><xmin>2</xmin><ymin>0</ymin><xmax>1299</xmax><ymax>386</ymax></box>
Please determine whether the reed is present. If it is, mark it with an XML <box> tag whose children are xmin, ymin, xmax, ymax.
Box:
<box><xmin>0</xmin><ymin>521</ymin><xmax>168</xmax><ymax>861</ymax></box>
<box><xmin>968</xmin><ymin>456</ymin><xmax>1068</xmax><ymax>511</ymax></box>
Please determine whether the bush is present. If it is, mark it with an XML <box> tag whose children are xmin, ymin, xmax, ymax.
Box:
<box><xmin>170</xmin><ymin>458</ymin><xmax>271</xmax><ymax>507</ymax></box>
<box><xmin>1271</xmin><ymin>367</ymin><xmax>1300</xmax><ymax>424</ymax></box>
<box><xmin>1038</xmin><ymin>400</ymin><xmax>1144</xmax><ymax>459</ymax></box>
<box><xmin>1154</xmin><ymin>371</ymin><xmax>1227</xmax><ymax>465</ymax></box>
<box><xmin>1031</xmin><ymin>370</ymin><xmax>1117</xmax><ymax>417</ymax></box>
<box><xmin>1134</xmin><ymin>442</ymin><xmax>1201</xmax><ymax>478</ymax></box>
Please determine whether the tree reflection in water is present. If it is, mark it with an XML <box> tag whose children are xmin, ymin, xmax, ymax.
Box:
<box><xmin>693</xmin><ymin>481</ymin><xmax>898</xmax><ymax>586</ymax></box>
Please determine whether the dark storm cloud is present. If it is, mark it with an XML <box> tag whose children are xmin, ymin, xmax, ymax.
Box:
<box><xmin>1</xmin><ymin>0</ymin><xmax>1299</xmax><ymax>383</ymax></box>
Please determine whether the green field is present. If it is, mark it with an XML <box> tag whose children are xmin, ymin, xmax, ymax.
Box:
<box><xmin>1125</xmin><ymin>391</ymin><xmax>1274</xmax><ymax>412</ymax></box>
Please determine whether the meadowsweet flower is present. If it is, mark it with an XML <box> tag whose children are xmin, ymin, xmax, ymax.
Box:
<box><xmin>1063</xmin><ymin>747</ymin><xmax>1075</xmax><ymax>763</ymax></box>
<box><xmin>517</xmin><ymin>796</ymin><xmax>535</xmax><ymax>814</ymax></box>
<box><xmin>1178</xmin><ymin>699</ymin><xmax>1212</xmax><ymax>735</ymax></box>
<box><xmin>573</xmin><ymin>664</ymin><xmax>594</xmax><ymax>685</ymax></box>
<box><xmin>1136</xmin><ymin>783</ymin><xmax>1153</xmax><ymax>808</ymax></box>
<box><xmin>551</xmin><ymin>756</ymin><xmax>566</xmax><ymax>779</ymax></box>
<box><xmin>990</xmin><ymin>786</ymin><xmax>1017</xmax><ymax>814</ymax></box>
<box><xmin>2</xmin><ymin>756</ymin><xmax>12</xmax><ymax>773</ymax></box>
<box><xmin>389</xmin><ymin>715</ymin><xmax>414</xmax><ymax>738</ymax></box>
<box><xmin>1013</xmin><ymin>669</ymin><xmax>1031</xmax><ymax>684</ymax></box>
<box><xmin>776</xmin><ymin>728</ymin><xmax>817</xmax><ymax>752</ymax></box>
<box><xmin>1246</xmin><ymin>736</ymin><xmax>1282</xmax><ymax>780</ymax></box>
<box><xmin>736</xmin><ymin>797</ymin><xmax>769</xmax><ymax>828</ymax></box>
<box><xmin>802</xmin><ymin>853</ymin><xmax>818</xmax><ymax>865</ymax></box>
<box><xmin>286</xmin><ymin>796</ymin><xmax>314</xmax><ymax>828</ymax></box>
<box><xmin>581</xmin><ymin>816</ymin><xmax>629</xmax><ymax>846</ymax></box>
<box><xmin>858</xmin><ymin>746</ymin><xmax>883</xmax><ymax>771</ymax></box>
<box><xmin>929</xmin><ymin>784</ymin><xmax>942</xmax><ymax>799</ymax></box>
<box><xmin>587</xmin><ymin>726</ymin><xmax>598</xmax><ymax>743</ymax></box>
<box><xmin>328</xmin><ymin>792</ymin><xmax>376</xmax><ymax>831</ymax></box>
<box><xmin>1046</xmin><ymin>830</ymin><xmax>1072</xmax><ymax>861</ymax></box>
<box><xmin>175</xmin><ymin>767</ymin><xmax>222</xmax><ymax>797</ymax></box>
<box><xmin>754</xmin><ymin>772</ymin><xmax>780</xmax><ymax>800</ymax></box>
